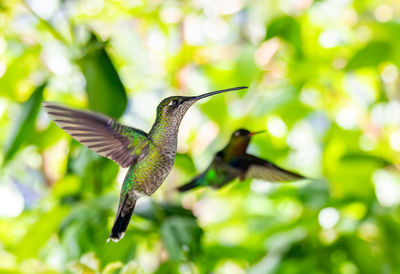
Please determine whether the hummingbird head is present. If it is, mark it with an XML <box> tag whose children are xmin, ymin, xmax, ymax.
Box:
<box><xmin>232</xmin><ymin>129</ymin><xmax>252</xmax><ymax>138</ymax></box>
<box><xmin>156</xmin><ymin>96</ymin><xmax>196</xmax><ymax>123</ymax></box>
<box><xmin>156</xmin><ymin>86</ymin><xmax>248</xmax><ymax>125</ymax></box>
<box><xmin>232</xmin><ymin>129</ymin><xmax>265</xmax><ymax>139</ymax></box>
<box><xmin>227</xmin><ymin>129</ymin><xmax>265</xmax><ymax>155</ymax></box>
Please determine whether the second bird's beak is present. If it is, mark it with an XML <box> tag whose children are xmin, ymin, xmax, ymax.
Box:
<box><xmin>249</xmin><ymin>130</ymin><xmax>266</xmax><ymax>136</ymax></box>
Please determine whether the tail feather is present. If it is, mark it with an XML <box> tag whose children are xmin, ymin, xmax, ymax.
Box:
<box><xmin>177</xmin><ymin>181</ymin><xmax>199</xmax><ymax>192</ymax></box>
<box><xmin>107</xmin><ymin>195</ymin><xmax>137</xmax><ymax>242</ymax></box>
<box><xmin>177</xmin><ymin>176</ymin><xmax>203</xmax><ymax>192</ymax></box>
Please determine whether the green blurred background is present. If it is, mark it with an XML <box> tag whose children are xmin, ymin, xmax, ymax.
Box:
<box><xmin>0</xmin><ymin>0</ymin><xmax>400</xmax><ymax>273</ymax></box>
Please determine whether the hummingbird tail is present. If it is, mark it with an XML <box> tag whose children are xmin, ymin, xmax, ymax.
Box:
<box><xmin>107</xmin><ymin>195</ymin><xmax>137</xmax><ymax>243</ymax></box>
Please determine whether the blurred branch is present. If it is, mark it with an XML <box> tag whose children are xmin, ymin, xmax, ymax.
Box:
<box><xmin>60</xmin><ymin>0</ymin><xmax>77</xmax><ymax>46</ymax></box>
<box><xmin>21</xmin><ymin>1</ymin><xmax>70</xmax><ymax>46</ymax></box>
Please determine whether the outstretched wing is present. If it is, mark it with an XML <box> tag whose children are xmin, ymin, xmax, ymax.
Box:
<box><xmin>245</xmin><ymin>154</ymin><xmax>304</xmax><ymax>182</ymax></box>
<box><xmin>43</xmin><ymin>102</ymin><xmax>149</xmax><ymax>167</ymax></box>
<box><xmin>177</xmin><ymin>155</ymin><xmax>241</xmax><ymax>192</ymax></box>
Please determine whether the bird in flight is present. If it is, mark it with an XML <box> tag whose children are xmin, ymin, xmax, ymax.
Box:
<box><xmin>177</xmin><ymin>129</ymin><xmax>304</xmax><ymax>192</ymax></box>
<box><xmin>43</xmin><ymin>86</ymin><xmax>247</xmax><ymax>242</ymax></box>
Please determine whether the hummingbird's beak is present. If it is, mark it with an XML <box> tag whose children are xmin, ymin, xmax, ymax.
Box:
<box><xmin>249</xmin><ymin>130</ymin><xmax>266</xmax><ymax>136</ymax></box>
<box><xmin>192</xmin><ymin>86</ymin><xmax>247</xmax><ymax>101</ymax></box>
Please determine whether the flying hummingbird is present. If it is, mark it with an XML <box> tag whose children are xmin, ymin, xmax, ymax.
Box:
<box><xmin>43</xmin><ymin>86</ymin><xmax>247</xmax><ymax>242</ymax></box>
<box><xmin>177</xmin><ymin>129</ymin><xmax>304</xmax><ymax>192</ymax></box>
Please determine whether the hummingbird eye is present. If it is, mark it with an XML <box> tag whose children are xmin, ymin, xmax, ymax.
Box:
<box><xmin>168</xmin><ymin>99</ymin><xmax>180</xmax><ymax>107</ymax></box>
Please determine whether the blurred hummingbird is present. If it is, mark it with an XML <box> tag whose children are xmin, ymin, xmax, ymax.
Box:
<box><xmin>43</xmin><ymin>86</ymin><xmax>247</xmax><ymax>242</ymax></box>
<box><xmin>177</xmin><ymin>129</ymin><xmax>304</xmax><ymax>192</ymax></box>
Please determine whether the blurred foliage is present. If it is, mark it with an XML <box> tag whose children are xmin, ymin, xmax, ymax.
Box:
<box><xmin>0</xmin><ymin>0</ymin><xmax>400</xmax><ymax>273</ymax></box>
<box><xmin>79</xmin><ymin>33</ymin><xmax>128</xmax><ymax>119</ymax></box>
<box><xmin>3</xmin><ymin>82</ymin><xmax>45</xmax><ymax>162</ymax></box>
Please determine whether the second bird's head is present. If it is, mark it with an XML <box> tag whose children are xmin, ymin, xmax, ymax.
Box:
<box><xmin>231</xmin><ymin>128</ymin><xmax>265</xmax><ymax>144</ymax></box>
<box><xmin>155</xmin><ymin>87</ymin><xmax>247</xmax><ymax>123</ymax></box>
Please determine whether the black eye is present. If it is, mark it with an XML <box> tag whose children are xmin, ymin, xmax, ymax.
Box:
<box><xmin>169</xmin><ymin>99</ymin><xmax>179</xmax><ymax>107</ymax></box>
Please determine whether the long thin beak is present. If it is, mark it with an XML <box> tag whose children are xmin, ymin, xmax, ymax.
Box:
<box><xmin>192</xmin><ymin>86</ymin><xmax>247</xmax><ymax>101</ymax></box>
<box><xmin>249</xmin><ymin>130</ymin><xmax>266</xmax><ymax>136</ymax></box>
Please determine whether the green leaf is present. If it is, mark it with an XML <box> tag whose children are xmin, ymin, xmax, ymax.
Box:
<box><xmin>175</xmin><ymin>153</ymin><xmax>196</xmax><ymax>174</ymax></box>
<box><xmin>0</xmin><ymin>46</ymin><xmax>40</xmax><ymax>99</ymax></box>
<box><xmin>160</xmin><ymin>216</ymin><xmax>203</xmax><ymax>261</ymax></box>
<box><xmin>79</xmin><ymin>34</ymin><xmax>127</xmax><ymax>119</ymax></box>
<box><xmin>67</xmin><ymin>252</ymin><xmax>100</xmax><ymax>273</ymax></box>
<box><xmin>200</xmin><ymin>95</ymin><xmax>228</xmax><ymax>125</ymax></box>
<box><xmin>34</xmin><ymin>122</ymin><xmax>65</xmax><ymax>151</ymax></box>
<box><xmin>266</xmin><ymin>16</ymin><xmax>302</xmax><ymax>58</ymax></box>
<box><xmin>67</xmin><ymin>262</ymin><xmax>96</xmax><ymax>274</ymax></box>
<box><xmin>346</xmin><ymin>41</ymin><xmax>391</xmax><ymax>70</ymax></box>
<box><xmin>134</xmin><ymin>201</ymin><xmax>195</xmax><ymax>223</ymax></box>
<box><xmin>102</xmin><ymin>261</ymin><xmax>124</xmax><ymax>274</ymax></box>
<box><xmin>120</xmin><ymin>261</ymin><xmax>142</xmax><ymax>274</ymax></box>
<box><xmin>234</xmin><ymin>46</ymin><xmax>259</xmax><ymax>84</ymax></box>
<box><xmin>340</xmin><ymin>153</ymin><xmax>391</xmax><ymax>167</ymax></box>
<box><xmin>13</xmin><ymin>206</ymin><xmax>69</xmax><ymax>259</ymax></box>
<box><xmin>3</xmin><ymin>82</ymin><xmax>45</xmax><ymax>163</ymax></box>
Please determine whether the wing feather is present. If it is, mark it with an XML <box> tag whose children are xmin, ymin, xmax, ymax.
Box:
<box><xmin>245</xmin><ymin>155</ymin><xmax>304</xmax><ymax>182</ymax></box>
<box><xmin>43</xmin><ymin>102</ymin><xmax>149</xmax><ymax>167</ymax></box>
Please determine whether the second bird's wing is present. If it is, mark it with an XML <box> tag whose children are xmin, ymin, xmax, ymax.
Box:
<box><xmin>43</xmin><ymin>102</ymin><xmax>149</xmax><ymax>168</ymax></box>
<box><xmin>177</xmin><ymin>155</ymin><xmax>241</xmax><ymax>192</ymax></box>
<box><xmin>245</xmin><ymin>154</ymin><xmax>304</xmax><ymax>182</ymax></box>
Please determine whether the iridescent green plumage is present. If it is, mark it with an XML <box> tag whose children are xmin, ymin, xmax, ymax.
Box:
<box><xmin>177</xmin><ymin>129</ymin><xmax>305</xmax><ymax>192</ymax></box>
<box><xmin>43</xmin><ymin>86</ymin><xmax>247</xmax><ymax>242</ymax></box>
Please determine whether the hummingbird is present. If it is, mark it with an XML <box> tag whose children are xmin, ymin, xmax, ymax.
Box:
<box><xmin>177</xmin><ymin>129</ymin><xmax>304</xmax><ymax>192</ymax></box>
<box><xmin>43</xmin><ymin>86</ymin><xmax>247</xmax><ymax>242</ymax></box>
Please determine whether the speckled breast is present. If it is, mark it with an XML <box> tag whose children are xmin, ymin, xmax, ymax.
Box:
<box><xmin>128</xmin><ymin>145</ymin><xmax>176</xmax><ymax>196</ymax></box>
